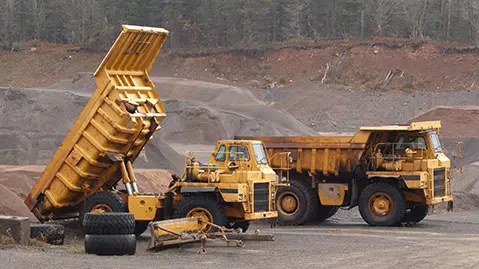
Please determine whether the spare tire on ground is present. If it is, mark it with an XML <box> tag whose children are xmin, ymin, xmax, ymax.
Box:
<box><xmin>85</xmin><ymin>234</ymin><xmax>136</xmax><ymax>256</ymax></box>
<box><xmin>30</xmin><ymin>223</ymin><xmax>65</xmax><ymax>245</ymax></box>
<box><xmin>82</xmin><ymin>213</ymin><xmax>135</xmax><ymax>235</ymax></box>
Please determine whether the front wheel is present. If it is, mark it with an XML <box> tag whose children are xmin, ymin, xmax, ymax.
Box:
<box><xmin>403</xmin><ymin>203</ymin><xmax>429</xmax><ymax>223</ymax></box>
<box><xmin>359</xmin><ymin>183</ymin><xmax>406</xmax><ymax>226</ymax></box>
<box><xmin>173</xmin><ymin>195</ymin><xmax>227</xmax><ymax>232</ymax></box>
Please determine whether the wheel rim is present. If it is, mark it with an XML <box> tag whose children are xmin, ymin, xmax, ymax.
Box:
<box><xmin>90</xmin><ymin>204</ymin><xmax>113</xmax><ymax>213</ymax></box>
<box><xmin>186</xmin><ymin>207</ymin><xmax>214</xmax><ymax>232</ymax></box>
<box><xmin>277</xmin><ymin>191</ymin><xmax>300</xmax><ymax>216</ymax></box>
<box><xmin>368</xmin><ymin>192</ymin><xmax>394</xmax><ymax>217</ymax></box>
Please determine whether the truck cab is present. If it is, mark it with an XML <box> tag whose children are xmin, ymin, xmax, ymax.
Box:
<box><xmin>169</xmin><ymin>140</ymin><xmax>283</xmax><ymax>231</ymax></box>
<box><xmin>364</xmin><ymin>126</ymin><xmax>452</xmax><ymax>208</ymax></box>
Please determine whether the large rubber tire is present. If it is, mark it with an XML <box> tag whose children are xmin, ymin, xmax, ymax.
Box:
<box><xmin>403</xmin><ymin>203</ymin><xmax>429</xmax><ymax>223</ymax></box>
<box><xmin>83</xmin><ymin>213</ymin><xmax>135</xmax><ymax>235</ymax></box>
<box><xmin>173</xmin><ymin>195</ymin><xmax>227</xmax><ymax>232</ymax></box>
<box><xmin>30</xmin><ymin>223</ymin><xmax>65</xmax><ymax>245</ymax></box>
<box><xmin>101</xmin><ymin>190</ymin><xmax>155</xmax><ymax>236</ymax></box>
<box><xmin>134</xmin><ymin>221</ymin><xmax>150</xmax><ymax>236</ymax></box>
<box><xmin>359</xmin><ymin>183</ymin><xmax>406</xmax><ymax>226</ymax></box>
<box><xmin>85</xmin><ymin>234</ymin><xmax>136</xmax><ymax>256</ymax></box>
<box><xmin>315</xmin><ymin>206</ymin><xmax>340</xmax><ymax>222</ymax></box>
<box><xmin>276</xmin><ymin>180</ymin><xmax>318</xmax><ymax>225</ymax></box>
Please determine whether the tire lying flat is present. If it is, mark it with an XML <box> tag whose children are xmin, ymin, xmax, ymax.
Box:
<box><xmin>85</xmin><ymin>234</ymin><xmax>136</xmax><ymax>256</ymax></box>
<box><xmin>82</xmin><ymin>213</ymin><xmax>135</xmax><ymax>235</ymax></box>
<box><xmin>30</xmin><ymin>223</ymin><xmax>65</xmax><ymax>245</ymax></box>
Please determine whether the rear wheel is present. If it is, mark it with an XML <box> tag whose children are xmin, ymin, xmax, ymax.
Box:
<box><xmin>403</xmin><ymin>203</ymin><xmax>429</xmax><ymax>223</ymax></box>
<box><xmin>81</xmin><ymin>191</ymin><xmax>127</xmax><ymax>217</ymax></box>
<box><xmin>315</xmin><ymin>206</ymin><xmax>340</xmax><ymax>222</ymax></box>
<box><xmin>359</xmin><ymin>183</ymin><xmax>406</xmax><ymax>226</ymax></box>
<box><xmin>276</xmin><ymin>180</ymin><xmax>318</xmax><ymax>225</ymax></box>
<box><xmin>134</xmin><ymin>221</ymin><xmax>150</xmax><ymax>236</ymax></box>
<box><xmin>173</xmin><ymin>195</ymin><xmax>227</xmax><ymax>232</ymax></box>
<box><xmin>81</xmin><ymin>191</ymin><xmax>150</xmax><ymax>236</ymax></box>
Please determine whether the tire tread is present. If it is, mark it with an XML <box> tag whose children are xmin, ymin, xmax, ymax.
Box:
<box><xmin>85</xmin><ymin>234</ymin><xmax>136</xmax><ymax>255</ymax></box>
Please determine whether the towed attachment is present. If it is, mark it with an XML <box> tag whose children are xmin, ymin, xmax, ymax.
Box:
<box><xmin>148</xmin><ymin>217</ymin><xmax>274</xmax><ymax>252</ymax></box>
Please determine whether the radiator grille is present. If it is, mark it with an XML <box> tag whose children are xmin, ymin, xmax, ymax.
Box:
<box><xmin>434</xmin><ymin>168</ymin><xmax>446</xmax><ymax>197</ymax></box>
<box><xmin>254</xmin><ymin>183</ymin><xmax>269</xmax><ymax>212</ymax></box>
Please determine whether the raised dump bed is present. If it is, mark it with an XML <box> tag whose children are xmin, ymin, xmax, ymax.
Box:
<box><xmin>25</xmin><ymin>25</ymin><xmax>169</xmax><ymax>220</ymax></box>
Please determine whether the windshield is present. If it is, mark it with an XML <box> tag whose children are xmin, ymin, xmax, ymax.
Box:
<box><xmin>429</xmin><ymin>131</ymin><xmax>443</xmax><ymax>153</ymax></box>
<box><xmin>253</xmin><ymin>143</ymin><xmax>268</xmax><ymax>165</ymax></box>
<box><xmin>229</xmin><ymin>146</ymin><xmax>250</xmax><ymax>161</ymax></box>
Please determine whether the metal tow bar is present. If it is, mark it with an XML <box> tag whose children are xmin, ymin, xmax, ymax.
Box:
<box><xmin>148</xmin><ymin>217</ymin><xmax>274</xmax><ymax>253</ymax></box>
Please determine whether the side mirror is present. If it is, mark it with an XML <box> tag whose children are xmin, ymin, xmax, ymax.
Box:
<box><xmin>289</xmin><ymin>155</ymin><xmax>293</xmax><ymax>164</ymax></box>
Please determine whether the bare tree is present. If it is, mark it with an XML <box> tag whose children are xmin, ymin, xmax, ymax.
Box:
<box><xmin>65</xmin><ymin>0</ymin><xmax>101</xmax><ymax>44</ymax></box>
<box><xmin>402</xmin><ymin>0</ymin><xmax>429</xmax><ymax>38</ymax></box>
<box><xmin>0</xmin><ymin>0</ymin><xmax>17</xmax><ymax>47</ymax></box>
<box><xmin>468</xmin><ymin>0</ymin><xmax>479</xmax><ymax>45</ymax></box>
<box><xmin>29</xmin><ymin>0</ymin><xmax>46</xmax><ymax>40</ymax></box>
<box><xmin>366</xmin><ymin>0</ymin><xmax>403</xmax><ymax>36</ymax></box>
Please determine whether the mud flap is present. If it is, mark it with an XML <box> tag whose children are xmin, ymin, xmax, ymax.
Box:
<box><xmin>348</xmin><ymin>177</ymin><xmax>358</xmax><ymax>209</ymax></box>
<box><xmin>447</xmin><ymin>201</ymin><xmax>454</xmax><ymax>212</ymax></box>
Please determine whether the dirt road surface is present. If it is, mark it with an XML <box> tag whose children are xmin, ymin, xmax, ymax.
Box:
<box><xmin>2</xmin><ymin>211</ymin><xmax>479</xmax><ymax>269</ymax></box>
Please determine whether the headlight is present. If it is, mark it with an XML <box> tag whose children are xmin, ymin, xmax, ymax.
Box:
<box><xmin>238</xmin><ymin>194</ymin><xmax>244</xmax><ymax>201</ymax></box>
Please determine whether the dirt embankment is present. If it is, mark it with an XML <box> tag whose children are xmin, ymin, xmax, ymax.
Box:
<box><xmin>0</xmin><ymin>75</ymin><xmax>315</xmax><ymax>172</ymax></box>
<box><xmin>0</xmin><ymin>166</ymin><xmax>172</xmax><ymax>218</ymax></box>
<box><xmin>3</xmin><ymin>39</ymin><xmax>479</xmax><ymax>93</ymax></box>
<box><xmin>254</xmin><ymin>81</ymin><xmax>479</xmax><ymax>133</ymax></box>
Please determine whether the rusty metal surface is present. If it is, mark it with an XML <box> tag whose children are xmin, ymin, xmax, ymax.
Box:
<box><xmin>148</xmin><ymin>217</ymin><xmax>274</xmax><ymax>252</ymax></box>
<box><xmin>25</xmin><ymin>25</ymin><xmax>168</xmax><ymax>220</ymax></box>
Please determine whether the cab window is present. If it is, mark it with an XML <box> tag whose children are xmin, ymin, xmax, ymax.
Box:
<box><xmin>229</xmin><ymin>146</ymin><xmax>250</xmax><ymax>161</ymax></box>
<box><xmin>395</xmin><ymin>136</ymin><xmax>427</xmax><ymax>150</ymax></box>
<box><xmin>215</xmin><ymin>145</ymin><xmax>226</xmax><ymax>161</ymax></box>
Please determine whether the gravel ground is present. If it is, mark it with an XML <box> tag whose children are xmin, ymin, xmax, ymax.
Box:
<box><xmin>256</xmin><ymin>82</ymin><xmax>479</xmax><ymax>133</ymax></box>
<box><xmin>3</xmin><ymin>210</ymin><xmax>479</xmax><ymax>269</ymax></box>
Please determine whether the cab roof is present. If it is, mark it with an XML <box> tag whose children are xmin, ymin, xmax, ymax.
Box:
<box><xmin>219</xmin><ymin>140</ymin><xmax>263</xmax><ymax>144</ymax></box>
<box><xmin>359</xmin><ymin>121</ymin><xmax>441</xmax><ymax>132</ymax></box>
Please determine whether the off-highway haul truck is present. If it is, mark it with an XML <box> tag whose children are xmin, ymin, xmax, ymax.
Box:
<box><xmin>24</xmin><ymin>25</ymin><xmax>284</xmax><ymax>236</ymax></box>
<box><xmin>238</xmin><ymin>121</ymin><xmax>454</xmax><ymax>226</ymax></box>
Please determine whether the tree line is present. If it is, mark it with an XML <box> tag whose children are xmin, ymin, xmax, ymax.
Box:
<box><xmin>1</xmin><ymin>0</ymin><xmax>479</xmax><ymax>51</ymax></box>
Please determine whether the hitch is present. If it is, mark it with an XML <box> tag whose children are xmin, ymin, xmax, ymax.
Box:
<box><xmin>148</xmin><ymin>217</ymin><xmax>273</xmax><ymax>252</ymax></box>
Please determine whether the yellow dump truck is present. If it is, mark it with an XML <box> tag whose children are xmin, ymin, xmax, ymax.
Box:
<box><xmin>24</xmin><ymin>25</ymin><xmax>282</xmax><ymax>236</ymax></box>
<box><xmin>238</xmin><ymin>121</ymin><xmax>454</xmax><ymax>226</ymax></box>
